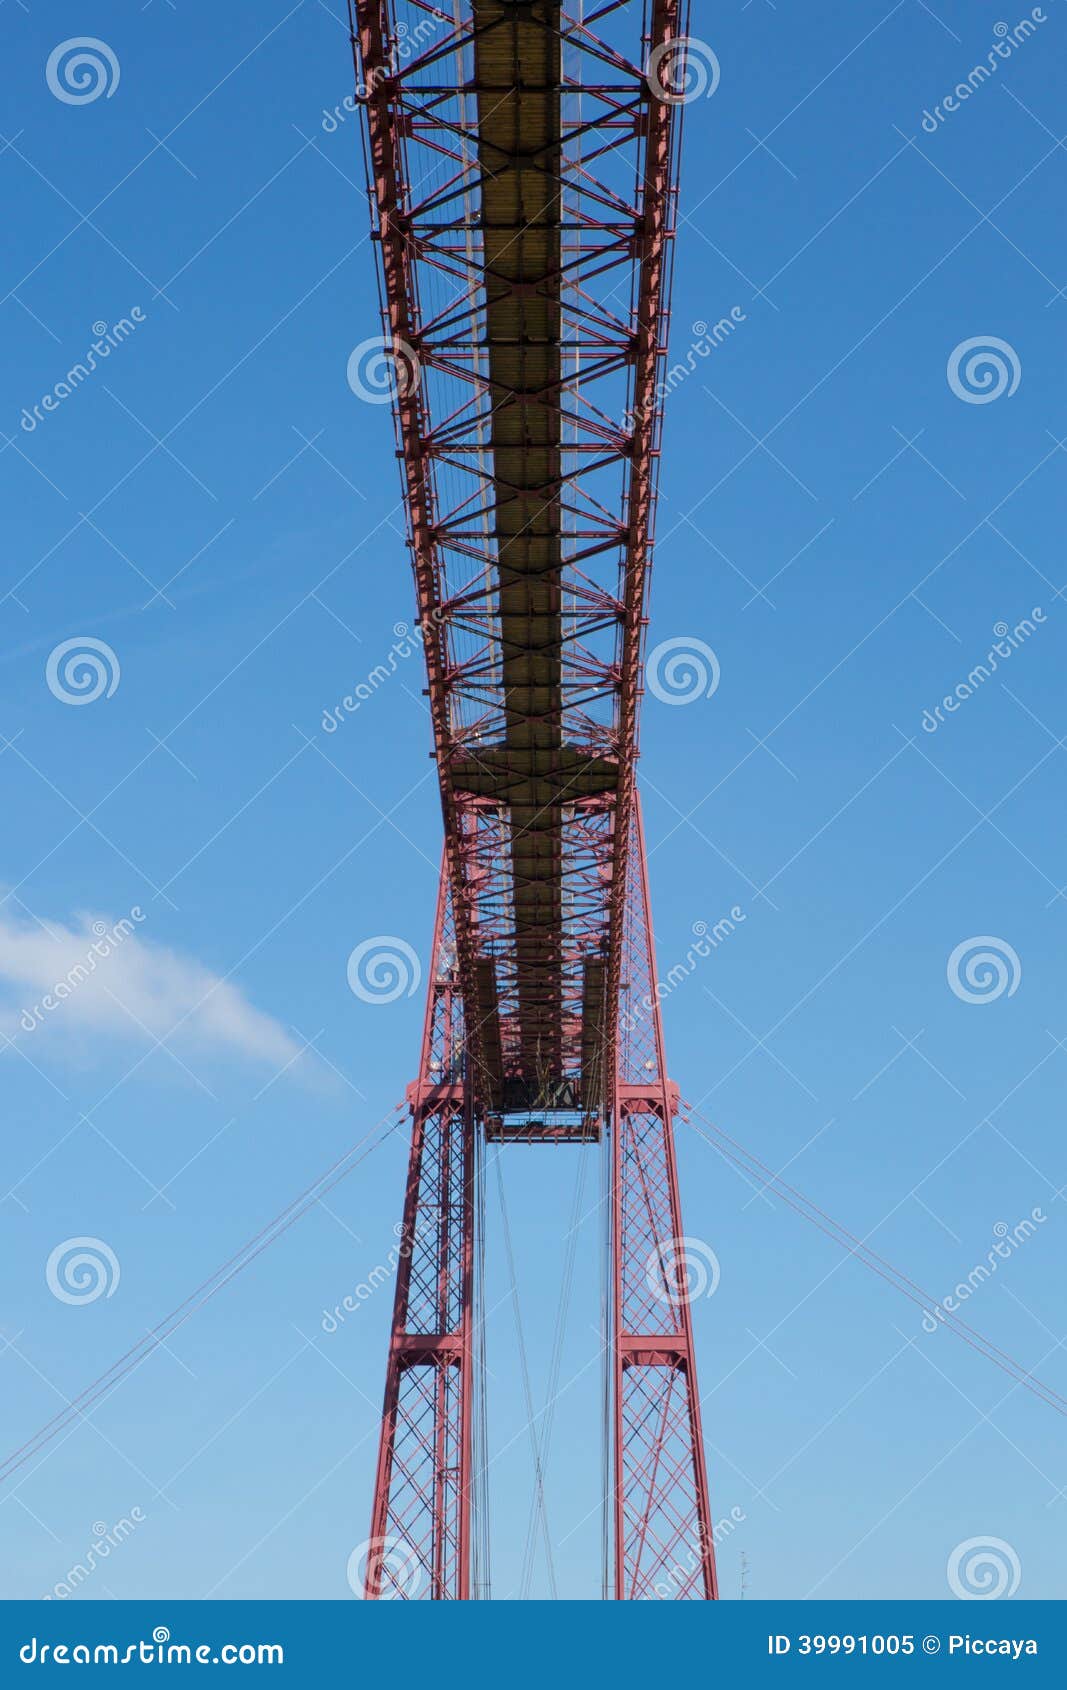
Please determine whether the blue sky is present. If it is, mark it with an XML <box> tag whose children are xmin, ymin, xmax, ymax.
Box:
<box><xmin>1</xmin><ymin>0</ymin><xmax>1065</xmax><ymax>1602</ymax></box>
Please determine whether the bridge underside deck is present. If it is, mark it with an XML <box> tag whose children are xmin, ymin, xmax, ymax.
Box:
<box><xmin>358</xmin><ymin>0</ymin><xmax>680</xmax><ymax>1116</ymax></box>
<box><xmin>460</xmin><ymin>0</ymin><xmax>618</xmax><ymax>1111</ymax></box>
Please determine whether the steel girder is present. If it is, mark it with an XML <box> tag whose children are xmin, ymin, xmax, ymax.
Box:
<box><xmin>349</xmin><ymin>0</ymin><xmax>688</xmax><ymax>1117</ymax></box>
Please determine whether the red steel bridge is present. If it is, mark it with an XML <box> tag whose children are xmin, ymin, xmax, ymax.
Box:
<box><xmin>349</xmin><ymin>0</ymin><xmax>716</xmax><ymax>1598</ymax></box>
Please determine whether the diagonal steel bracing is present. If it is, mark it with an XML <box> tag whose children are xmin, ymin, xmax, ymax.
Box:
<box><xmin>350</xmin><ymin>0</ymin><xmax>717</xmax><ymax>1598</ymax></box>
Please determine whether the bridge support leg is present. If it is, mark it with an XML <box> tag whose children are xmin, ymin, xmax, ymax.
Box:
<box><xmin>365</xmin><ymin>871</ymin><xmax>475</xmax><ymax>1599</ymax></box>
<box><xmin>610</xmin><ymin>799</ymin><xmax>718</xmax><ymax>1599</ymax></box>
<box><xmin>366</xmin><ymin>803</ymin><xmax>717</xmax><ymax>1600</ymax></box>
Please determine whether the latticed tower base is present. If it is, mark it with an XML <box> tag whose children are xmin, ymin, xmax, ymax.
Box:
<box><xmin>365</xmin><ymin>802</ymin><xmax>717</xmax><ymax>1599</ymax></box>
<box><xmin>611</xmin><ymin>799</ymin><xmax>717</xmax><ymax>1600</ymax></box>
<box><xmin>364</xmin><ymin>872</ymin><xmax>475</xmax><ymax>1599</ymax></box>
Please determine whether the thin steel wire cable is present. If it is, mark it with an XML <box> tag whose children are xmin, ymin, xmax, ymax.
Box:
<box><xmin>493</xmin><ymin>1155</ymin><xmax>559</xmax><ymax>1598</ymax></box>
<box><xmin>518</xmin><ymin>1143</ymin><xmax>589</xmax><ymax>1596</ymax></box>
<box><xmin>0</xmin><ymin>1101</ymin><xmax>408</xmax><ymax>1487</ymax></box>
<box><xmin>682</xmin><ymin>1100</ymin><xmax>1067</xmax><ymax>1419</ymax></box>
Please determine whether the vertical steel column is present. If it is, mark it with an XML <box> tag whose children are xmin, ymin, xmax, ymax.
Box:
<box><xmin>611</xmin><ymin>796</ymin><xmax>717</xmax><ymax>1599</ymax></box>
<box><xmin>365</xmin><ymin>867</ymin><xmax>475</xmax><ymax>1598</ymax></box>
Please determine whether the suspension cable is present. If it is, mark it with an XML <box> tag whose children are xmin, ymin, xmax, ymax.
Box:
<box><xmin>0</xmin><ymin>1100</ymin><xmax>408</xmax><ymax>1488</ymax></box>
<box><xmin>518</xmin><ymin>1144</ymin><xmax>589</xmax><ymax>1597</ymax></box>
<box><xmin>493</xmin><ymin>1155</ymin><xmax>559</xmax><ymax>1598</ymax></box>
<box><xmin>682</xmin><ymin>1099</ymin><xmax>1067</xmax><ymax>1419</ymax></box>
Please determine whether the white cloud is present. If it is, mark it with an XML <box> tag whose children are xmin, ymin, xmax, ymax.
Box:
<box><xmin>0</xmin><ymin>904</ymin><xmax>304</xmax><ymax>1075</ymax></box>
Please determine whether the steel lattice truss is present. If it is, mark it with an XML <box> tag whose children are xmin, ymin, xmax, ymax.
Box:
<box><xmin>612</xmin><ymin>803</ymin><xmax>716</xmax><ymax>1600</ymax></box>
<box><xmin>350</xmin><ymin>0</ymin><xmax>686</xmax><ymax>1111</ymax></box>
<box><xmin>351</xmin><ymin>0</ymin><xmax>717</xmax><ymax>1600</ymax></box>
<box><xmin>367</xmin><ymin>878</ymin><xmax>475</xmax><ymax>1599</ymax></box>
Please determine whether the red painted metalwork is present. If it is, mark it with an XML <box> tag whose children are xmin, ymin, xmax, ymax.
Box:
<box><xmin>365</xmin><ymin>867</ymin><xmax>476</xmax><ymax>1598</ymax></box>
<box><xmin>350</xmin><ymin>0</ymin><xmax>716</xmax><ymax>1597</ymax></box>
<box><xmin>612</xmin><ymin>797</ymin><xmax>716</xmax><ymax>1599</ymax></box>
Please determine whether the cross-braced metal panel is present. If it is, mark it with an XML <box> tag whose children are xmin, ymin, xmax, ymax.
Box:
<box><xmin>610</xmin><ymin>801</ymin><xmax>717</xmax><ymax>1600</ymax></box>
<box><xmin>402</xmin><ymin>1101</ymin><xmax>467</xmax><ymax>1335</ymax></box>
<box><xmin>613</xmin><ymin>1097</ymin><xmax>716</xmax><ymax>1601</ymax></box>
<box><xmin>619</xmin><ymin>1362</ymin><xmax>709</xmax><ymax>1599</ymax></box>
<box><xmin>367</xmin><ymin>875</ymin><xmax>476</xmax><ymax>1600</ymax></box>
<box><xmin>374</xmin><ymin>1358</ymin><xmax>466</xmax><ymax>1598</ymax></box>
<box><xmin>617</xmin><ymin>807</ymin><xmax>664</xmax><ymax>1088</ymax></box>
<box><xmin>618</xmin><ymin>1105</ymin><xmax>684</xmax><ymax>1333</ymax></box>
